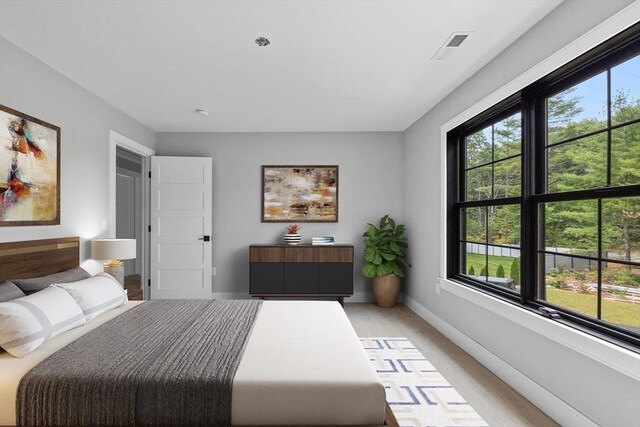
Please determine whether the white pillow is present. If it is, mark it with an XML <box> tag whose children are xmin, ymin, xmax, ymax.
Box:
<box><xmin>54</xmin><ymin>273</ymin><xmax>127</xmax><ymax>322</ymax></box>
<box><xmin>0</xmin><ymin>286</ymin><xmax>86</xmax><ymax>358</ymax></box>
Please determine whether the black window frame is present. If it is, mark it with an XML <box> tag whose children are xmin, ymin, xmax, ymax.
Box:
<box><xmin>447</xmin><ymin>23</ymin><xmax>640</xmax><ymax>350</ymax></box>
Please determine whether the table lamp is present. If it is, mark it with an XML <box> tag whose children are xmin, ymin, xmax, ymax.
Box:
<box><xmin>91</xmin><ymin>239</ymin><xmax>136</xmax><ymax>288</ymax></box>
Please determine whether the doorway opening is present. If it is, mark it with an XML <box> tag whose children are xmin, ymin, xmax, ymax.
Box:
<box><xmin>109</xmin><ymin>130</ymin><xmax>155</xmax><ymax>300</ymax></box>
<box><xmin>116</xmin><ymin>147</ymin><xmax>143</xmax><ymax>300</ymax></box>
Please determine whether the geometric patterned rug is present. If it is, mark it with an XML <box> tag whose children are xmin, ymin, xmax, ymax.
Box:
<box><xmin>361</xmin><ymin>338</ymin><xmax>489</xmax><ymax>427</ymax></box>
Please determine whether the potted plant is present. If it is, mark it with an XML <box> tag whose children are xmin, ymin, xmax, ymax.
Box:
<box><xmin>362</xmin><ymin>215</ymin><xmax>410</xmax><ymax>307</ymax></box>
<box><xmin>284</xmin><ymin>224</ymin><xmax>302</xmax><ymax>245</ymax></box>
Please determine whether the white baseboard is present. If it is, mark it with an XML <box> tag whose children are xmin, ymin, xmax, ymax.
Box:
<box><xmin>211</xmin><ymin>292</ymin><xmax>386</xmax><ymax>303</ymax></box>
<box><xmin>403</xmin><ymin>295</ymin><xmax>597</xmax><ymax>427</ymax></box>
<box><xmin>347</xmin><ymin>292</ymin><xmax>404</xmax><ymax>303</ymax></box>
<box><xmin>347</xmin><ymin>292</ymin><xmax>377</xmax><ymax>303</ymax></box>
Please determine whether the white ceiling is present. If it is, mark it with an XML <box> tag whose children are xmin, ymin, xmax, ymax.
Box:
<box><xmin>0</xmin><ymin>0</ymin><xmax>562</xmax><ymax>132</ymax></box>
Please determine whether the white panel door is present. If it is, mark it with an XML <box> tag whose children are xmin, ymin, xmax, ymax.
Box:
<box><xmin>150</xmin><ymin>156</ymin><xmax>212</xmax><ymax>299</ymax></box>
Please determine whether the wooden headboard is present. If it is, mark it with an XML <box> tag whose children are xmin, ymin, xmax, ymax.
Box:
<box><xmin>0</xmin><ymin>237</ymin><xmax>80</xmax><ymax>283</ymax></box>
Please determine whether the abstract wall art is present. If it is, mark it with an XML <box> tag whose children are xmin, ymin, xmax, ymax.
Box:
<box><xmin>0</xmin><ymin>105</ymin><xmax>60</xmax><ymax>226</ymax></box>
<box><xmin>262</xmin><ymin>165</ymin><xmax>338</xmax><ymax>222</ymax></box>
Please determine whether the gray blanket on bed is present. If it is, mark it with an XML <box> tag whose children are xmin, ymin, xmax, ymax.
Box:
<box><xmin>17</xmin><ymin>299</ymin><xmax>262</xmax><ymax>426</ymax></box>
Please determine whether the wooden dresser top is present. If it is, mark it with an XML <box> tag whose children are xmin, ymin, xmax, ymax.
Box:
<box><xmin>250</xmin><ymin>244</ymin><xmax>354</xmax><ymax>247</ymax></box>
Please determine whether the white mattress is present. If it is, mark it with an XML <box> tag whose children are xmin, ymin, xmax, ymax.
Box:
<box><xmin>0</xmin><ymin>300</ymin><xmax>385</xmax><ymax>426</ymax></box>
<box><xmin>232</xmin><ymin>301</ymin><xmax>385</xmax><ymax>425</ymax></box>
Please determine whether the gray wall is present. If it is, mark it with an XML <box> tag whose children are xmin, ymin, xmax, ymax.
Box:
<box><xmin>402</xmin><ymin>1</ymin><xmax>638</xmax><ymax>426</ymax></box>
<box><xmin>0</xmin><ymin>37</ymin><xmax>156</xmax><ymax>265</ymax></box>
<box><xmin>2</xmin><ymin>2</ymin><xmax>638</xmax><ymax>423</ymax></box>
<box><xmin>156</xmin><ymin>132</ymin><xmax>404</xmax><ymax>300</ymax></box>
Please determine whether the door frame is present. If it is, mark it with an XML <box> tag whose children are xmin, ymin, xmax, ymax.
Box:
<box><xmin>108</xmin><ymin>130</ymin><xmax>155</xmax><ymax>299</ymax></box>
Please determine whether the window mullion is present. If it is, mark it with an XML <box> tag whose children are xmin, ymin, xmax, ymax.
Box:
<box><xmin>606</xmin><ymin>68</ymin><xmax>612</xmax><ymax>187</ymax></box>
<box><xmin>484</xmin><ymin>206</ymin><xmax>489</xmax><ymax>282</ymax></box>
<box><xmin>597</xmin><ymin>199</ymin><xmax>603</xmax><ymax>320</ymax></box>
<box><xmin>447</xmin><ymin>132</ymin><xmax>461</xmax><ymax>279</ymax></box>
<box><xmin>534</xmin><ymin>96</ymin><xmax>547</xmax><ymax>304</ymax></box>
<box><xmin>491</xmin><ymin>125</ymin><xmax>495</xmax><ymax>199</ymax></box>
<box><xmin>521</xmin><ymin>94</ymin><xmax>536</xmax><ymax>304</ymax></box>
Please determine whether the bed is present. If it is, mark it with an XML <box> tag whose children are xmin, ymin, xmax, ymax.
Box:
<box><xmin>0</xmin><ymin>237</ymin><xmax>397</xmax><ymax>426</ymax></box>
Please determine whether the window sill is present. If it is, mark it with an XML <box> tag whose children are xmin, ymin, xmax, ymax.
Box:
<box><xmin>438</xmin><ymin>277</ymin><xmax>640</xmax><ymax>380</ymax></box>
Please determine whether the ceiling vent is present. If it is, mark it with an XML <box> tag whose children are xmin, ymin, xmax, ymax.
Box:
<box><xmin>255</xmin><ymin>37</ymin><xmax>270</xmax><ymax>47</ymax></box>
<box><xmin>432</xmin><ymin>32</ymin><xmax>472</xmax><ymax>60</ymax></box>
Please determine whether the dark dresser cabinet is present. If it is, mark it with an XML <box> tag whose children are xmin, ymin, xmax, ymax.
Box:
<box><xmin>250</xmin><ymin>245</ymin><xmax>354</xmax><ymax>304</ymax></box>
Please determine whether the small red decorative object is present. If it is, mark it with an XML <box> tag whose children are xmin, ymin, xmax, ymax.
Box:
<box><xmin>285</xmin><ymin>224</ymin><xmax>302</xmax><ymax>234</ymax></box>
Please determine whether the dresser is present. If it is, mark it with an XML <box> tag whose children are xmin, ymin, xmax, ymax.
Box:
<box><xmin>249</xmin><ymin>244</ymin><xmax>354</xmax><ymax>305</ymax></box>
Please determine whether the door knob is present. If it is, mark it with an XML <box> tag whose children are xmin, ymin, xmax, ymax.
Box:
<box><xmin>198</xmin><ymin>236</ymin><xmax>211</xmax><ymax>242</ymax></box>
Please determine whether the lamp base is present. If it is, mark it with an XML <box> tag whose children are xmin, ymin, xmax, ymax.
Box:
<box><xmin>104</xmin><ymin>260</ymin><xmax>125</xmax><ymax>288</ymax></box>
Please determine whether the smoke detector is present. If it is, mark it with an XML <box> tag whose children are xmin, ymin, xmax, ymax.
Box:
<box><xmin>195</xmin><ymin>108</ymin><xmax>210</xmax><ymax>116</ymax></box>
<box><xmin>432</xmin><ymin>32</ymin><xmax>472</xmax><ymax>60</ymax></box>
<box><xmin>255</xmin><ymin>37</ymin><xmax>270</xmax><ymax>47</ymax></box>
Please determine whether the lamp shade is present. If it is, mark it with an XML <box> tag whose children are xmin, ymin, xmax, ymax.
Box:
<box><xmin>91</xmin><ymin>239</ymin><xmax>136</xmax><ymax>260</ymax></box>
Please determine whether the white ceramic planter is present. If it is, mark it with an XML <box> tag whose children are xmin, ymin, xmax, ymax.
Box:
<box><xmin>283</xmin><ymin>233</ymin><xmax>302</xmax><ymax>245</ymax></box>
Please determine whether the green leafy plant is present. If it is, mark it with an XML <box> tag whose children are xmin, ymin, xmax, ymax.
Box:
<box><xmin>613</xmin><ymin>268</ymin><xmax>640</xmax><ymax>288</ymax></box>
<box><xmin>547</xmin><ymin>275</ymin><xmax>566</xmax><ymax>289</ymax></box>
<box><xmin>362</xmin><ymin>215</ymin><xmax>411</xmax><ymax>278</ymax></box>
<box><xmin>572</xmin><ymin>269</ymin><xmax>588</xmax><ymax>281</ymax></box>
<box><xmin>479</xmin><ymin>266</ymin><xmax>488</xmax><ymax>277</ymax></box>
<box><xmin>510</xmin><ymin>258</ymin><xmax>521</xmax><ymax>285</ymax></box>
<box><xmin>468</xmin><ymin>266</ymin><xmax>476</xmax><ymax>276</ymax></box>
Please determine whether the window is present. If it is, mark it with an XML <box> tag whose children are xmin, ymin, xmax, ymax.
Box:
<box><xmin>458</xmin><ymin>110</ymin><xmax>523</xmax><ymax>294</ymax></box>
<box><xmin>447</xmin><ymin>24</ymin><xmax>640</xmax><ymax>348</ymax></box>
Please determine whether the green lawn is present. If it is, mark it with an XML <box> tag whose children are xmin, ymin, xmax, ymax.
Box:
<box><xmin>546</xmin><ymin>288</ymin><xmax>640</xmax><ymax>327</ymax></box>
<box><xmin>464</xmin><ymin>253</ymin><xmax>639</xmax><ymax>327</ymax></box>
<box><xmin>466</xmin><ymin>253</ymin><xmax>516</xmax><ymax>277</ymax></box>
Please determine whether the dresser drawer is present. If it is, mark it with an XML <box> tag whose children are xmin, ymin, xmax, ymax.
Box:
<box><xmin>250</xmin><ymin>263</ymin><xmax>284</xmax><ymax>294</ymax></box>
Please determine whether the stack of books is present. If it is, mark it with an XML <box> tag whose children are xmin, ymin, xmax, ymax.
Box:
<box><xmin>312</xmin><ymin>236</ymin><xmax>335</xmax><ymax>246</ymax></box>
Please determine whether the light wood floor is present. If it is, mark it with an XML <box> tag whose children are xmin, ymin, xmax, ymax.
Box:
<box><xmin>344</xmin><ymin>303</ymin><xmax>559</xmax><ymax>427</ymax></box>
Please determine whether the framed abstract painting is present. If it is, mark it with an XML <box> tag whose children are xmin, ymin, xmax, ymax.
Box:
<box><xmin>0</xmin><ymin>105</ymin><xmax>60</xmax><ymax>226</ymax></box>
<box><xmin>262</xmin><ymin>165</ymin><xmax>339</xmax><ymax>223</ymax></box>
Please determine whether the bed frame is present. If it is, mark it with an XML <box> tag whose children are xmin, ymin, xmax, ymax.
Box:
<box><xmin>0</xmin><ymin>237</ymin><xmax>79</xmax><ymax>283</ymax></box>
<box><xmin>0</xmin><ymin>237</ymin><xmax>399</xmax><ymax>427</ymax></box>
